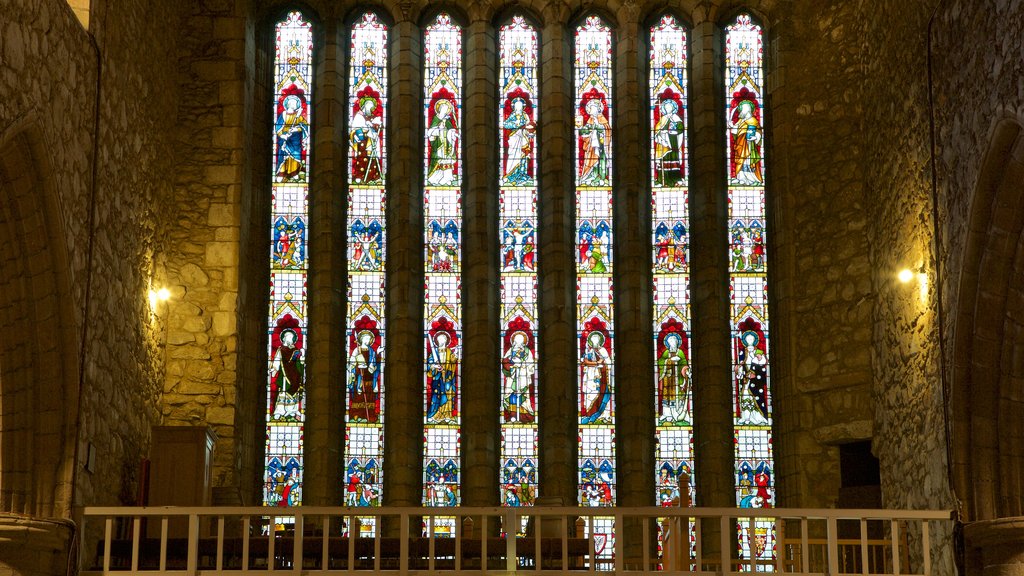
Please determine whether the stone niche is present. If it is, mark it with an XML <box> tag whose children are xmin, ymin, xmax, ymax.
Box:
<box><xmin>0</xmin><ymin>514</ymin><xmax>74</xmax><ymax>576</ymax></box>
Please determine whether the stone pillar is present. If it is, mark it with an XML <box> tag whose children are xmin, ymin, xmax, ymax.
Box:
<box><xmin>613</xmin><ymin>4</ymin><xmax>656</xmax><ymax>510</ymax></box>
<box><xmin>688</xmin><ymin>17</ymin><xmax>734</xmax><ymax>510</ymax></box>
<box><xmin>383</xmin><ymin>18</ymin><xmax>424</xmax><ymax>509</ymax></box>
<box><xmin>303</xmin><ymin>17</ymin><xmax>346</xmax><ymax>508</ymax></box>
<box><xmin>460</xmin><ymin>18</ymin><xmax>500</xmax><ymax>507</ymax></box>
<box><xmin>537</xmin><ymin>4</ymin><xmax>577</xmax><ymax>505</ymax></box>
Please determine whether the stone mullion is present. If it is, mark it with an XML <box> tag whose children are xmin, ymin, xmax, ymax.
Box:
<box><xmin>688</xmin><ymin>19</ymin><xmax>733</xmax><ymax>510</ymax></box>
<box><xmin>304</xmin><ymin>20</ymin><xmax>346</xmax><ymax>507</ymax></box>
<box><xmin>612</xmin><ymin>15</ymin><xmax>654</xmax><ymax>509</ymax></box>
<box><xmin>383</xmin><ymin>19</ymin><xmax>424</xmax><ymax>508</ymax></box>
<box><xmin>537</xmin><ymin>10</ymin><xmax>576</xmax><ymax>506</ymax></box>
<box><xmin>461</xmin><ymin>20</ymin><xmax>500</xmax><ymax>507</ymax></box>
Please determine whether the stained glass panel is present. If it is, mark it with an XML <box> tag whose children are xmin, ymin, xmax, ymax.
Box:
<box><xmin>264</xmin><ymin>10</ymin><xmax>312</xmax><ymax>508</ymax></box>
<box><xmin>726</xmin><ymin>13</ymin><xmax>775</xmax><ymax>567</ymax></box>
<box><xmin>423</xmin><ymin>13</ymin><xmax>463</xmax><ymax>534</ymax></box>
<box><xmin>345</xmin><ymin>11</ymin><xmax>387</xmax><ymax>533</ymax></box>
<box><xmin>499</xmin><ymin>15</ymin><xmax>539</xmax><ymax>516</ymax></box>
<box><xmin>575</xmin><ymin>14</ymin><xmax>615</xmax><ymax>566</ymax></box>
<box><xmin>650</xmin><ymin>13</ymin><xmax>693</xmax><ymax>511</ymax></box>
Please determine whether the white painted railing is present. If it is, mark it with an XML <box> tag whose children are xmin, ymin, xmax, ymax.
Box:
<box><xmin>77</xmin><ymin>506</ymin><xmax>951</xmax><ymax>575</ymax></box>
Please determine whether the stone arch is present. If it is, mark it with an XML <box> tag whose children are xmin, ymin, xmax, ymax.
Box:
<box><xmin>952</xmin><ymin>116</ymin><xmax>1024</xmax><ymax>522</ymax></box>
<box><xmin>0</xmin><ymin>118</ymin><xmax>79</xmax><ymax>519</ymax></box>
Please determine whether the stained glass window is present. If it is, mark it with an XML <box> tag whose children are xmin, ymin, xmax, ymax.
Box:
<box><xmin>726</xmin><ymin>13</ymin><xmax>775</xmax><ymax>566</ymax></box>
<box><xmin>345</xmin><ymin>11</ymin><xmax>387</xmax><ymax>530</ymax></box>
<box><xmin>264</xmin><ymin>10</ymin><xmax>312</xmax><ymax>508</ymax></box>
<box><xmin>650</xmin><ymin>12</ymin><xmax>693</xmax><ymax>510</ymax></box>
<box><xmin>575</xmin><ymin>14</ymin><xmax>615</xmax><ymax>562</ymax></box>
<box><xmin>422</xmin><ymin>12</ymin><xmax>463</xmax><ymax>534</ymax></box>
<box><xmin>498</xmin><ymin>15</ymin><xmax>539</xmax><ymax>515</ymax></box>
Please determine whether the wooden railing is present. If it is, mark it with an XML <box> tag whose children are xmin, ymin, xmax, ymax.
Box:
<box><xmin>77</xmin><ymin>506</ymin><xmax>951</xmax><ymax>575</ymax></box>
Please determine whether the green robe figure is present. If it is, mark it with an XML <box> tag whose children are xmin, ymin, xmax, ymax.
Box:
<box><xmin>658</xmin><ymin>332</ymin><xmax>690</xmax><ymax>424</ymax></box>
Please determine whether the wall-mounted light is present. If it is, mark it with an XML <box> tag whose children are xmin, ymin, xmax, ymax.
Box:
<box><xmin>148</xmin><ymin>287</ymin><xmax>171</xmax><ymax>309</ymax></box>
<box><xmin>897</xmin><ymin>266</ymin><xmax>929</xmax><ymax>303</ymax></box>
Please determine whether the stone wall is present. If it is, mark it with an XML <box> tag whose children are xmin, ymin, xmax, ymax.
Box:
<box><xmin>153</xmin><ymin>0</ymin><xmax>885</xmax><ymax>514</ymax></box>
<box><xmin>768</xmin><ymin>0</ymin><xmax>874</xmax><ymax>509</ymax></box>
<box><xmin>930</xmin><ymin>0</ymin><xmax>1024</xmax><ymax>523</ymax></box>
<box><xmin>74</xmin><ymin>0</ymin><xmax>182</xmax><ymax>507</ymax></box>
<box><xmin>0</xmin><ymin>0</ymin><xmax>95</xmax><ymax>518</ymax></box>
<box><xmin>161</xmin><ymin>0</ymin><xmax>250</xmax><ymax>498</ymax></box>
<box><xmin>0</xmin><ymin>0</ymin><xmax>181</xmax><ymax>523</ymax></box>
<box><xmin>861</xmin><ymin>0</ymin><xmax>958</xmax><ymax>569</ymax></box>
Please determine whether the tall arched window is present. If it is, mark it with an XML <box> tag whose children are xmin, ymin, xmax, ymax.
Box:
<box><xmin>422</xmin><ymin>11</ymin><xmax>463</xmax><ymax>532</ymax></box>
<box><xmin>498</xmin><ymin>14</ymin><xmax>539</xmax><ymax>511</ymax></box>
<box><xmin>725</xmin><ymin>13</ymin><xmax>775</xmax><ymax>563</ymax></box>
<box><xmin>264</xmin><ymin>10</ymin><xmax>313</xmax><ymax>508</ymax></box>
<box><xmin>344</xmin><ymin>10</ymin><xmax>388</xmax><ymax>522</ymax></box>
<box><xmin>649</xmin><ymin>12</ymin><xmax>693</xmax><ymax>510</ymax></box>
<box><xmin>574</xmin><ymin>13</ymin><xmax>615</xmax><ymax>558</ymax></box>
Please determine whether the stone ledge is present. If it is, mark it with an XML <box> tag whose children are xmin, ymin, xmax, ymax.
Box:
<box><xmin>965</xmin><ymin>518</ymin><xmax>1024</xmax><ymax>575</ymax></box>
<box><xmin>0</xmin><ymin>513</ymin><xmax>74</xmax><ymax>576</ymax></box>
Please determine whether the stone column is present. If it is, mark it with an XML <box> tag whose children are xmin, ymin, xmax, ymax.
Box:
<box><xmin>460</xmin><ymin>18</ymin><xmax>500</xmax><ymax>507</ymax></box>
<box><xmin>688</xmin><ymin>17</ymin><xmax>734</xmax><ymax>511</ymax></box>
<box><xmin>383</xmin><ymin>18</ymin><xmax>424</xmax><ymax>509</ymax></box>
<box><xmin>613</xmin><ymin>4</ymin><xmax>656</xmax><ymax>510</ymax></box>
<box><xmin>537</xmin><ymin>4</ymin><xmax>577</xmax><ymax>505</ymax></box>
<box><xmin>303</xmin><ymin>17</ymin><xmax>346</xmax><ymax>507</ymax></box>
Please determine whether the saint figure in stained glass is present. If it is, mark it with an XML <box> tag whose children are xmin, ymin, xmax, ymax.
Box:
<box><xmin>273</xmin><ymin>216</ymin><xmax>305</xmax><ymax>268</ymax></box>
<box><xmin>346</xmin><ymin>458</ymin><xmax>380</xmax><ymax>506</ymax></box>
<box><xmin>269</xmin><ymin>322</ymin><xmax>304</xmax><ymax>421</ymax></box>
<box><xmin>275</xmin><ymin>93</ymin><xmax>309</xmax><ymax>181</ymax></box>
<box><xmin>730</xmin><ymin>98</ymin><xmax>763</xmax><ymax>185</ymax></box>
<box><xmin>654</xmin><ymin>98</ymin><xmax>685</xmax><ymax>186</ymax></box>
<box><xmin>502</xmin><ymin>330</ymin><xmax>536</xmax><ymax>421</ymax></box>
<box><xmin>580</xmin><ymin>329</ymin><xmax>611</xmax><ymax>424</ymax></box>
<box><xmin>267</xmin><ymin>456</ymin><xmax>301</xmax><ymax>506</ymax></box>
<box><xmin>502</xmin><ymin>96</ymin><xmax>535</xmax><ymax>185</ymax></box>
<box><xmin>735</xmin><ymin>328</ymin><xmax>769</xmax><ymax>425</ymax></box>
<box><xmin>657</xmin><ymin>331</ymin><xmax>691</xmax><ymax>424</ymax></box>
<box><xmin>426</xmin><ymin>98</ymin><xmax>459</xmax><ymax>186</ymax></box>
<box><xmin>577</xmin><ymin>96</ymin><xmax>610</xmax><ymax>185</ymax></box>
<box><xmin>350</xmin><ymin>94</ymin><xmax>384</xmax><ymax>184</ymax></box>
<box><xmin>501</xmin><ymin>220</ymin><xmax>535</xmax><ymax>272</ymax></box>
<box><xmin>427</xmin><ymin>328</ymin><xmax>458</xmax><ymax>423</ymax></box>
<box><xmin>348</xmin><ymin>329</ymin><xmax>380</xmax><ymax>423</ymax></box>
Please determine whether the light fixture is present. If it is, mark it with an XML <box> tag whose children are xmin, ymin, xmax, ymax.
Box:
<box><xmin>897</xmin><ymin>269</ymin><xmax>915</xmax><ymax>283</ymax></box>
<box><xmin>149</xmin><ymin>287</ymin><xmax>172</xmax><ymax>309</ymax></box>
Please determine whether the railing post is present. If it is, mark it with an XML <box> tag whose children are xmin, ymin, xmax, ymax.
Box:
<box><xmin>890</xmin><ymin>518</ymin><xmax>900</xmax><ymax>575</ymax></box>
<box><xmin>860</xmin><ymin>518</ymin><xmax>869</xmax><ymax>576</ymax></box>
<box><xmin>187</xmin><ymin>513</ymin><xmax>199</xmax><ymax>574</ymax></box>
<box><xmin>242</xmin><ymin>516</ymin><xmax>251</xmax><ymax>571</ymax></box>
<box><xmin>131</xmin><ymin>516</ymin><xmax>141</xmax><ymax>572</ymax></box>
<box><xmin>614</xmin><ymin>513</ymin><xmax>624</xmax><ymax>572</ymax></box>
<box><xmin>102</xmin><ymin>517</ymin><xmax>112</xmax><ymax>574</ymax></box>
<box><xmin>720</xmin><ymin>514</ymin><xmax>730</xmax><ymax>575</ymax></box>
<box><xmin>922</xmin><ymin>520</ymin><xmax>931</xmax><ymax>575</ymax></box>
<box><xmin>400</xmin><ymin>513</ymin><xmax>409</xmax><ymax>573</ymax></box>
<box><xmin>507</xmin><ymin>508</ymin><xmax>517</xmax><ymax>572</ymax></box>
<box><xmin>826</xmin><ymin>515</ymin><xmax>839</xmax><ymax>576</ymax></box>
<box><xmin>216</xmin><ymin>515</ymin><xmax>225</xmax><ymax>571</ymax></box>
<box><xmin>159</xmin><ymin>516</ymin><xmax>169</xmax><ymax>572</ymax></box>
<box><xmin>294</xmin><ymin>513</ymin><xmax>304</xmax><ymax>571</ymax></box>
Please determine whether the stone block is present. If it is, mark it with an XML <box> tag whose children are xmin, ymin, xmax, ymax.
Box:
<box><xmin>205</xmin><ymin>241</ymin><xmax>237</xmax><ymax>267</ymax></box>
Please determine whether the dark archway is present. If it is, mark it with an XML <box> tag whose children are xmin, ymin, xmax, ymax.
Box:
<box><xmin>952</xmin><ymin>117</ymin><xmax>1024</xmax><ymax>522</ymax></box>
<box><xmin>0</xmin><ymin>119</ymin><xmax>80</xmax><ymax>519</ymax></box>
